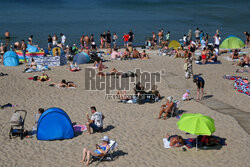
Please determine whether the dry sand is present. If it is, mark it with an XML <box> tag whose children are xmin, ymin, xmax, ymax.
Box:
<box><xmin>0</xmin><ymin>48</ymin><xmax>249</xmax><ymax>167</ymax></box>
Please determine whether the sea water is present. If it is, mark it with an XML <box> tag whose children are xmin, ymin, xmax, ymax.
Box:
<box><xmin>0</xmin><ymin>0</ymin><xmax>249</xmax><ymax>47</ymax></box>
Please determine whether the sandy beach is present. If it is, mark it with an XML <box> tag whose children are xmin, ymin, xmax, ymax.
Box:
<box><xmin>0</xmin><ymin>48</ymin><xmax>249</xmax><ymax>167</ymax></box>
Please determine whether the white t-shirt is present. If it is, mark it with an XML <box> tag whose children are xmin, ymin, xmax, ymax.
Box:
<box><xmin>91</xmin><ymin>112</ymin><xmax>103</xmax><ymax>127</ymax></box>
<box><xmin>183</xmin><ymin>36</ymin><xmax>187</xmax><ymax>42</ymax></box>
<box><xmin>195</xmin><ymin>30</ymin><xmax>200</xmax><ymax>38</ymax></box>
<box><xmin>61</xmin><ymin>35</ymin><xmax>66</xmax><ymax>45</ymax></box>
<box><xmin>214</xmin><ymin>37</ymin><xmax>221</xmax><ymax>45</ymax></box>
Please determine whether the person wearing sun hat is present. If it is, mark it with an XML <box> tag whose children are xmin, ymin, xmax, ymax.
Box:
<box><xmin>80</xmin><ymin>136</ymin><xmax>110</xmax><ymax>166</ymax></box>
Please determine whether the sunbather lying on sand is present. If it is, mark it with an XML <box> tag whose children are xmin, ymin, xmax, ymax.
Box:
<box><xmin>70</xmin><ymin>62</ymin><xmax>80</xmax><ymax>71</ymax></box>
<box><xmin>165</xmin><ymin>133</ymin><xmax>184</xmax><ymax>147</ymax></box>
<box><xmin>24</xmin><ymin>58</ymin><xmax>37</xmax><ymax>72</ymax></box>
<box><xmin>50</xmin><ymin>79</ymin><xmax>77</xmax><ymax>88</ymax></box>
<box><xmin>80</xmin><ymin>136</ymin><xmax>110</xmax><ymax>166</ymax></box>
<box><xmin>38</xmin><ymin>73</ymin><xmax>50</xmax><ymax>82</ymax></box>
<box><xmin>97</xmin><ymin>68</ymin><xmax>122</xmax><ymax>76</ymax></box>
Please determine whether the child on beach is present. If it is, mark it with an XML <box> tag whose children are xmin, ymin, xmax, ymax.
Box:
<box><xmin>182</xmin><ymin>90</ymin><xmax>190</xmax><ymax>101</ymax></box>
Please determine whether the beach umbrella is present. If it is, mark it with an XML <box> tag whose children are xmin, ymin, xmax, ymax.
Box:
<box><xmin>168</xmin><ymin>40</ymin><xmax>181</xmax><ymax>50</ymax></box>
<box><xmin>177</xmin><ymin>113</ymin><xmax>216</xmax><ymax>150</ymax></box>
<box><xmin>220</xmin><ymin>36</ymin><xmax>245</xmax><ymax>49</ymax></box>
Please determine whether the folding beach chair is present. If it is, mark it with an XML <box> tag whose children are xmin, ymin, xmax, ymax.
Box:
<box><xmin>93</xmin><ymin>140</ymin><xmax>118</xmax><ymax>166</ymax></box>
<box><xmin>171</xmin><ymin>100</ymin><xmax>181</xmax><ymax>117</ymax></box>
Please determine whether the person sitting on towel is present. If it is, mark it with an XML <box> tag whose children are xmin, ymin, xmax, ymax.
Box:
<box><xmin>80</xmin><ymin>136</ymin><xmax>110</xmax><ymax>166</ymax></box>
<box><xmin>85</xmin><ymin>106</ymin><xmax>105</xmax><ymax>134</ymax></box>
<box><xmin>158</xmin><ymin>96</ymin><xmax>174</xmax><ymax>119</ymax></box>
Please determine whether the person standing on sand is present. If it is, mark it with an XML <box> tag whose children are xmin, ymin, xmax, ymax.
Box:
<box><xmin>112</xmin><ymin>33</ymin><xmax>118</xmax><ymax>48</ymax></box>
<box><xmin>166</xmin><ymin>31</ymin><xmax>170</xmax><ymax>43</ymax></box>
<box><xmin>244</xmin><ymin>32</ymin><xmax>250</xmax><ymax>47</ymax></box>
<box><xmin>158</xmin><ymin>29</ymin><xmax>163</xmax><ymax>45</ymax></box>
<box><xmin>193</xmin><ymin>76</ymin><xmax>205</xmax><ymax>101</ymax></box>
<box><xmin>84</xmin><ymin>35</ymin><xmax>90</xmax><ymax>48</ymax></box>
<box><xmin>60</xmin><ymin>33</ymin><xmax>66</xmax><ymax>46</ymax></box>
<box><xmin>102</xmin><ymin>31</ymin><xmax>107</xmax><ymax>48</ymax></box>
<box><xmin>85</xmin><ymin>106</ymin><xmax>105</xmax><ymax>134</ymax></box>
<box><xmin>187</xmin><ymin>29</ymin><xmax>192</xmax><ymax>45</ymax></box>
<box><xmin>90</xmin><ymin>34</ymin><xmax>94</xmax><ymax>43</ymax></box>
<box><xmin>106</xmin><ymin>30</ymin><xmax>112</xmax><ymax>48</ymax></box>
<box><xmin>21</xmin><ymin>40</ymin><xmax>27</xmax><ymax>63</ymax></box>
<box><xmin>80</xmin><ymin>35</ymin><xmax>84</xmax><ymax>50</ymax></box>
<box><xmin>195</xmin><ymin>28</ymin><xmax>200</xmax><ymax>44</ymax></box>
<box><xmin>123</xmin><ymin>33</ymin><xmax>129</xmax><ymax>47</ymax></box>
<box><xmin>128</xmin><ymin>29</ymin><xmax>134</xmax><ymax>45</ymax></box>
<box><xmin>213</xmin><ymin>34</ymin><xmax>221</xmax><ymax>55</ymax></box>
<box><xmin>48</xmin><ymin>35</ymin><xmax>52</xmax><ymax>50</ymax></box>
<box><xmin>52</xmin><ymin>34</ymin><xmax>58</xmax><ymax>46</ymax></box>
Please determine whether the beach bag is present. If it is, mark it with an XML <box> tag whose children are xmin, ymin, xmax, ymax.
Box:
<box><xmin>10</xmin><ymin>112</ymin><xmax>23</xmax><ymax>125</ymax></box>
<box><xmin>33</xmin><ymin>76</ymin><xmax>38</xmax><ymax>81</ymax></box>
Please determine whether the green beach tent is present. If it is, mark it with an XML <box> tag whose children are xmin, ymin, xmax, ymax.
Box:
<box><xmin>168</xmin><ymin>40</ymin><xmax>181</xmax><ymax>50</ymax></box>
<box><xmin>220</xmin><ymin>36</ymin><xmax>245</xmax><ymax>49</ymax></box>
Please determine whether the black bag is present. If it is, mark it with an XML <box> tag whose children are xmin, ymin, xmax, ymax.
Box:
<box><xmin>33</xmin><ymin>76</ymin><xmax>38</xmax><ymax>81</ymax></box>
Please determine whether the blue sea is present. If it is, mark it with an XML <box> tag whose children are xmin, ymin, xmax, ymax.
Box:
<box><xmin>0</xmin><ymin>0</ymin><xmax>249</xmax><ymax>47</ymax></box>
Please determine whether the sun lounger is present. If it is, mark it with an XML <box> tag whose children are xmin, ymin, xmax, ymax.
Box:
<box><xmin>92</xmin><ymin>140</ymin><xmax>118</xmax><ymax>166</ymax></box>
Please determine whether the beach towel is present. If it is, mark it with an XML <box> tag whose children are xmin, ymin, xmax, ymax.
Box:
<box><xmin>196</xmin><ymin>61</ymin><xmax>221</xmax><ymax>65</ymax></box>
<box><xmin>73</xmin><ymin>124</ymin><xmax>87</xmax><ymax>132</ymax></box>
<box><xmin>24</xmin><ymin>65</ymin><xmax>50</xmax><ymax>73</ymax></box>
<box><xmin>163</xmin><ymin>138</ymin><xmax>171</xmax><ymax>148</ymax></box>
<box><xmin>234</xmin><ymin>78</ymin><xmax>250</xmax><ymax>96</ymax></box>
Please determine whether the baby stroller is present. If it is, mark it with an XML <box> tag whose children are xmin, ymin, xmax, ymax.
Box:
<box><xmin>9</xmin><ymin>110</ymin><xmax>27</xmax><ymax>140</ymax></box>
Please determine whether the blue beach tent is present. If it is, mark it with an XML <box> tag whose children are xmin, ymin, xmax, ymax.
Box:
<box><xmin>73</xmin><ymin>52</ymin><xmax>90</xmax><ymax>64</ymax></box>
<box><xmin>3</xmin><ymin>51</ymin><xmax>19</xmax><ymax>66</ymax></box>
<box><xmin>27</xmin><ymin>44</ymin><xmax>39</xmax><ymax>52</ymax></box>
<box><xmin>37</xmin><ymin>108</ymin><xmax>74</xmax><ymax>141</ymax></box>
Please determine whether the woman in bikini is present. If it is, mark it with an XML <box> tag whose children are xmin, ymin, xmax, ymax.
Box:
<box><xmin>80</xmin><ymin>136</ymin><xmax>110</xmax><ymax>166</ymax></box>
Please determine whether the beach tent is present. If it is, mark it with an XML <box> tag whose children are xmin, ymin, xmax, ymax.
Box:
<box><xmin>27</xmin><ymin>44</ymin><xmax>39</xmax><ymax>53</ymax></box>
<box><xmin>50</xmin><ymin>46</ymin><xmax>64</xmax><ymax>56</ymax></box>
<box><xmin>220</xmin><ymin>36</ymin><xmax>245</xmax><ymax>49</ymax></box>
<box><xmin>37</xmin><ymin>108</ymin><xmax>74</xmax><ymax>141</ymax></box>
<box><xmin>168</xmin><ymin>40</ymin><xmax>181</xmax><ymax>50</ymax></box>
<box><xmin>3</xmin><ymin>51</ymin><xmax>19</xmax><ymax>66</ymax></box>
<box><xmin>73</xmin><ymin>52</ymin><xmax>90</xmax><ymax>64</ymax></box>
